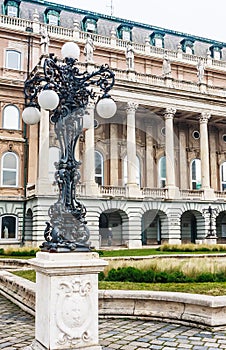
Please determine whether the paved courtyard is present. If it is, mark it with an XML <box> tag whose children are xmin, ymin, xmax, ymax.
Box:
<box><xmin>1</xmin><ymin>294</ymin><xmax>226</xmax><ymax>349</ymax></box>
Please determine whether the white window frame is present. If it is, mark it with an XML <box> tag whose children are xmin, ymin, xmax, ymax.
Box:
<box><xmin>6</xmin><ymin>50</ymin><xmax>21</xmax><ymax>70</ymax></box>
<box><xmin>2</xmin><ymin>104</ymin><xmax>20</xmax><ymax>130</ymax></box>
<box><xmin>158</xmin><ymin>156</ymin><xmax>166</xmax><ymax>188</ymax></box>
<box><xmin>191</xmin><ymin>158</ymin><xmax>201</xmax><ymax>189</ymax></box>
<box><xmin>7</xmin><ymin>5</ymin><xmax>17</xmax><ymax>17</ymax></box>
<box><xmin>1</xmin><ymin>152</ymin><xmax>19</xmax><ymax>187</ymax></box>
<box><xmin>0</xmin><ymin>214</ymin><xmax>18</xmax><ymax>240</ymax></box>
<box><xmin>48</xmin><ymin>14</ymin><xmax>58</xmax><ymax>26</ymax></box>
<box><xmin>220</xmin><ymin>162</ymin><xmax>226</xmax><ymax>191</ymax></box>
<box><xmin>95</xmin><ymin>151</ymin><xmax>104</xmax><ymax>186</ymax></box>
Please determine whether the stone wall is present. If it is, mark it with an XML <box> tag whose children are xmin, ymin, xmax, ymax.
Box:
<box><xmin>1</xmin><ymin>270</ymin><xmax>226</xmax><ymax>330</ymax></box>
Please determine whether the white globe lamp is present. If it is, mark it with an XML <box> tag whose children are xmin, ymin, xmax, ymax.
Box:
<box><xmin>38</xmin><ymin>90</ymin><xmax>59</xmax><ymax>111</ymax></box>
<box><xmin>96</xmin><ymin>97</ymin><xmax>117</xmax><ymax>119</ymax></box>
<box><xmin>61</xmin><ymin>42</ymin><xmax>80</xmax><ymax>60</ymax></box>
<box><xmin>22</xmin><ymin>107</ymin><xmax>41</xmax><ymax>125</ymax></box>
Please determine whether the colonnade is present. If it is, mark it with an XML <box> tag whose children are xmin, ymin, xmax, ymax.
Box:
<box><xmin>35</xmin><ymin>102</ymin><xmax>214</xmax><ymax>198</ymax></box>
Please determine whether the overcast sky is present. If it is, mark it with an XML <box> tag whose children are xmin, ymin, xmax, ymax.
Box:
<box><xmin>48</xmin><ymin>0</ymin><xmax>226</xmax><ymax>43</ymax></box>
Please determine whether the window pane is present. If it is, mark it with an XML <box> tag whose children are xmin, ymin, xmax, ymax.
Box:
<box><xmin>6</xmin><ymin>51</ymin><xmax>21</xmax><ymax>70</ymax></box>
<box><xmin>3</xmin><ymin>170</ymin><xmax>16</xmax><ymax>186</ymax></box>
<box><xmin>87</xmin><ymin>22</ymin><xmax>95</xmax><ymax>31</ymax></box>
<box><xmin>222</xmin><ymin>162</ymin><xmax>226</xmax><ymax>181</ymax></box>
<box><xmin>95</xmin><ymin>151</ymin><xmax>103</xmax><ymax>185</ymax></box>
<box><xmin>48</xmin><ymin>14</ymin><xmax>58</xmax><ymax>25</ymax></box>
<box><xmin>95</xmin><ymin>153</ymin><xmax>102</xmax><ymax>174</ymax></box>
<box><xmin>160</xmin><ymin>157</ymin><xmax>166</xmax><ymax>178</ymax></box>
<box><xmin>3</xmin><ymin>153</ymin><xmax>17</xmax><ymax>169</ymax></box>
<box><xmin>186</xmin><ymin>46</ymin><xmax>193</xmax><ymax>54</ymax></box>
<box><xmin>214</xmin><ymin>51</ymin><xmax>221</xmax><ymax>60</ymax></box>
<box><xmin>1</xmin><ymin>216</ymin><xmax>16</xmax><ymax>239</ymax></box>
<box><xmin>3</xmin><ymin>105</ymin><xmax>20</xmax><ymax>130</ymax></box>
<box><xmin>155</xmin><ymin>38</ymin><xmax>163</xmax><ymax>48</ymax></box>
<box><xmin>8</xmin><ymin>6</ymin><xmax>17</xmax><ymax>17</ymax></box>
<box><xmin>122</xmin><ymin>31</ymin><xmax>130</xmax><ymax>41</ymax></box>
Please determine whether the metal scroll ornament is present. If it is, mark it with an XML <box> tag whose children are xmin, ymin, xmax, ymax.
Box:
<box><xmin>24</xmin><ymin>53</ymin><xmax>115</xmax><ymax>252</ymax></box>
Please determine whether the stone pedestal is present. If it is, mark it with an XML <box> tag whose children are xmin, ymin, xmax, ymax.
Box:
<box><xmin>24</xmin><ymin>252</ymin><xmax>107</xmax><ymax>350</ymax></box>
<box><xmin>203</xmin><ymin>237</ymin><xmax>218</xmax><ymax>245</ymax></box>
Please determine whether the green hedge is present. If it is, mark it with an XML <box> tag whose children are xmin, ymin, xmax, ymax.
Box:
<box><xmin>100</xmin><ymin>266</ymin><xmax>226</xmax><ymax>283</ymax></box>
<box><xmin>0</xmin><ymin>248</ymin><xmax>39</xmax><ymax>257</ymax></box>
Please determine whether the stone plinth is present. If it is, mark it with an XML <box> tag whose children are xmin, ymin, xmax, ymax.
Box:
<box><xmin>24</xmin><ymin>251</ymin><xmax>107</xmax><ymax>350</ymax></box>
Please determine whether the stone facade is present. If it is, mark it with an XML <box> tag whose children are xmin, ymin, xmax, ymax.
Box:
<box><xmin>1</xmin><ymin>0</ymin><xmax>226</xmax><ymax>248</ymax></box>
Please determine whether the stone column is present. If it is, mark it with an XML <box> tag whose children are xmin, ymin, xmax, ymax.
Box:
<box><xmin>83</xmin><ymin>102</ymin><xmax>99</xmax><ymax>196</ymax></box>
<box><xmin>164</xmin><ymin>107</ymin><xmax>179</xmax><ymax>198</ymax></box>
<box><xmin>126</xmin><ymin>101</ymin><xmax>141</xmax><ymax>197</ymax></box>
<box><xmin>36</xmin><ymin>109</ymin><xmax>51</xmax><ymax>194</ymax></box>
<box><xmin>179</xmin><ymin>127</ymin><xmax>188</xmax><ymax>189</ymax></box>
<box><xmin>145</xmin><ymin>123</ymin><xmax>155</xmax><ymax>188</ymax></box>
<box><xmin>24</xmin><ymin>251</ymin><xmax>107</xmax><ymax>350</ymax></box>
<box><xmin>199</xmin><ymin>112</ymin><xmax>215</xmax><ymax>199</ymax></box>
<box><xmin>199</xmin><ymin>112</ymin><xmax>210</xmax><ymax>189</ymax></box>
<box><xmin>110</xmin><ymin>123</ymin><xmax>119</xmax><ymax>186</ymax></box>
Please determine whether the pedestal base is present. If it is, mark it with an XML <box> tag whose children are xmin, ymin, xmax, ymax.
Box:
<box><xmin>24</xmin><ymin>340</ymin><xmax>102</xmax><ymax>350</ymax></box>
<box><xmin>24</xmin><ymin>252</ymin><xmax>107</xmax><ymax>350</ymax></box>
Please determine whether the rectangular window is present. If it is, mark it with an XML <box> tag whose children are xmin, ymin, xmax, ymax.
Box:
<box><xmin>122</xmin><ymin>31</ymin><xmax>130</xmax><ymax>41</ymax></box>
<box><xmin>2</xmin><ymin>170</ymin><xmax>17</xmax><ymax>186</ymax></box>
<box><xmin>7</xmin><ymin>5</ymin><xmax>17</xmax><ymax>17</ymax></box>
<box><xmin>48</xmin><ymin>14</ymin><xmax>58</xmax><ymax>26</ymax></box>
<box><xmin>6</xmin><ymin>50</ymin><xmax>21</xmax><ymax>70</ymax></box>
<box><xmin>87</xmin><ymin>22</ymin><xmax>96</xmax><ymax>32</ymax></box>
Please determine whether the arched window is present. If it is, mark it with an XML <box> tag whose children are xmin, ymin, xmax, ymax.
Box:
<box><xmin>0</xmin><ymin>215</ymin><xmax>17</xmax><ymax>239</ymax></box>
<box><xmin>6</xmin><ymin>50</ymin><xmax>21</xmax><ymax>70</ymax></box>
<box><xmin>123</xmin><ymin>155</ymin><xmax>141</xmax><ymax>186</ymax></box>
<box><xmin>2</xmin><ymin>104</ymin><xmax>20</xmax><ymax>130</ymax></box>
<box><xmin>220</xmin><ymin>162</ymin><xmax>226</xmax><ymax>191</ymax></box>
<box><xmin>158</xmin><ymin>156</ymin><xmax>166</xmax><ymax>188</ymax></box>
<box><xmin>1</xmin><ymin>152</ymin><xmax>18</xmax><ymax>187</ymax></box>
<box><xmin>49</xmin><ymin>147</ymin><xmax>60</xmax><ymax>182</ymax></box>
<box><xmin>191</xmin><ymin>159</ymin><xmax>201</xmax><ymax>189</ymax></box>
<box><xmin>95</xmin><ymin>151</ymin><xmax>104</xmax><ymax>186</ymax></box>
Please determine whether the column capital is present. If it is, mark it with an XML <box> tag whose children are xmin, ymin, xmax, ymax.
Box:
<box><xmin>127</xmin><ymin>101</ymin><xmax>138</xmax><ymax>113</ymax></box>
<box><xmin>164</xmin><ymin>107</ymin><xmax>176</xmax><ymax>119</ymax></box>
<box><xmin>200</xmin><ymin>111</ymin><xmax>211</xmax><ymax>123</ymax></box>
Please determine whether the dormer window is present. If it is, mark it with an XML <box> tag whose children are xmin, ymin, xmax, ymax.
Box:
<box><xmin>150</xmin><ymin>31</ymin><xmax>165</xmax><ymax>48</ymax></box>
<box><xmin>44</xmin><ymin>8</ymin><xmax>60</xmax><ymax>26</ymax></box>
<box><xmin>209</xmin><ymin>45</ymin><xmax>222</xmax><ymax>60</ymax></box>
<box><xmin>3</xmin><ymin>0</ymin><xmax>20</xmax><ymax>17</ymax></box>
<box><xmin>180</xmin><ymin>39</ymin><xmax>195</xmax><ymax>54</ymax></box>
<box><xmin>117</xmin><ymin>24</ymin><xmax>133</xmax><ymax>41</ymax></box>
<box><xmin>82</xmin><ymin>16</ymin><xmax>98</xmax><ymax>34</ymax></box>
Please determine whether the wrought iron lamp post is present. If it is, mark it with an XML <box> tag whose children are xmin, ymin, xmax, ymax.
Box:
<box><xmin>22</xmin><ymin>41</ymin><xmax>116</xmax><ymax>253</ymax></box>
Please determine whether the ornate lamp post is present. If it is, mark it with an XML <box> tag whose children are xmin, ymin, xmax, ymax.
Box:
<box><xmin>22</xmin><ymin>41</ymin><xmax>116</xmax><ymax>253</ymax></box>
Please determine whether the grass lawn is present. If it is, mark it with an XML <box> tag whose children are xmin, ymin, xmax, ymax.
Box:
<box><xmin>97</xmin><ymin>248</ymin><xmax>226</xmax><ymax>257</ymax></box>
<box><xmin>12</xmin><ymin>270</ymin><xmax>226</xmax><ymax>296</ymax></box>
<box><xmin>99</xmin><ymin>281</ymin><xmax>226</xmax><ymax>296</ymax></box>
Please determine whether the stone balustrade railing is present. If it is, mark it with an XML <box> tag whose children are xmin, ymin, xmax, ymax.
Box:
<box><xmin>180</xmin><ymin>190</ymin><xmax>204</xmax><ymax>199</ymax></box>
<box><xmin>100</xmin><ymin>186</ymin><xmax>126</xmax><ymax>197</ymax></box>
<box><xmin>141</xmin><ymin>187</ymin><xmax>168</xmax><ymax>199</ymax></box>
<box><xmin>1</xmin><ymin>13</ymin><xmax>226</xmax><ymax>72</ymax></box>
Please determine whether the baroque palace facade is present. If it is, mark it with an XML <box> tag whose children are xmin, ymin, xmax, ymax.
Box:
<box><xmin>1</xmin><ymin>0</ymin><xmax>226</xmax><ymax>248</ymax></box>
